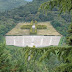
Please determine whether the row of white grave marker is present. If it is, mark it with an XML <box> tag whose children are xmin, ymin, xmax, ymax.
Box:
<box><xmin>5</xmin><ymin>36</ymin><xmax>61</xmax><ymax>47</ymax></box>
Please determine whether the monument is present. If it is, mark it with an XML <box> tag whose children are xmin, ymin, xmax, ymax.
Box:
<box><xmin>5</xmin><ymin>21</ymin><xmax>62</xmax><ymax>47</ymax></box>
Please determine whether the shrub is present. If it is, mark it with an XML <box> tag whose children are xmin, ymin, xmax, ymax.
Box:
<box><xmin>21</xmin><ymin>25</ymin><xmax>32</xmax><ymax>29</ymax></box>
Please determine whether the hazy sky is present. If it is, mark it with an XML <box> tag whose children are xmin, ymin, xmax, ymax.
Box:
<box><xmin>25</xmin><ymin>0</ymin><xmax>33</xmax><ymax>2</ymax></box>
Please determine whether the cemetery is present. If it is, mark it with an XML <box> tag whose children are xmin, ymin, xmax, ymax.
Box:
<box><xmin>5</xmin><ymin>21</ymin><xmax>61</xmax><ymax>47</ymax></box>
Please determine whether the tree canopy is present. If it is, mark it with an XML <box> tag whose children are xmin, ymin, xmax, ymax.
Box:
<box><xmin>40</xmin><ymin>0</ymin><xmax>72</xmax><ymax>45</ymax></box>
<box><xmin>40</xmin><ymin>0</ymin><xmax>72</xmax><ymax>13</ymax></box>
<box><xmin>40</xmin><ymin>0</ymin><xmax>72</xmax><ymax>71</ymax></box>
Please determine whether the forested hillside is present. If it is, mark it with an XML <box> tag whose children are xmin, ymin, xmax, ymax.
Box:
<box><xmin>0</xmin><ymin>0</ymin><xmax>71</xmax><ymax>37</ymax></box>
<box><xmin>0</xmin><ymin>0</ymin><xmax>72</xmax><ymax>72</ymax></box>
<box><xmin>0</xmin><ymin>0</ymin><xmax>28</xmax><ymax>12</ymax></box>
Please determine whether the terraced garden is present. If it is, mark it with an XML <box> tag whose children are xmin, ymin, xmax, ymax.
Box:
<box><xmin>6</xmin><ymin>21</ymin><xmax>61</xmax><ymax>36</ymax></box>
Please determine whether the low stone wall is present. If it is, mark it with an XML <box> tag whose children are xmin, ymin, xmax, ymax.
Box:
<box><xmin>5</xmin><ymin>36</ymin><xmax>61</xmax><ymax>47</ymax></box>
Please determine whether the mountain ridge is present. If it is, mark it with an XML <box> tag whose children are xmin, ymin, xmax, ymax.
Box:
<box><xmin>0</xmin><ymin>0</ymin><xmax>29</xmax><ymax>12</ymax></box>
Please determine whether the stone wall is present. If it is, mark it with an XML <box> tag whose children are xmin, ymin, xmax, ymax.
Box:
<box><xmin>5</xmin><ymin>36</ymin><xmax>61</xmax><ymax>47</ymax></box>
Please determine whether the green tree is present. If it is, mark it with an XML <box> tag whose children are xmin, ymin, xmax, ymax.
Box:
<box><xmin>67</xmin><ymin>24</ymin><xmax>72</xmax><ymax>45</ymax></box>
<box><xmin>0</xmin><ymin>43</ymin><xmax>11</xmax><ymax>72</ymax></box>
<box><xmin>40</xmin><ymin>0</ymin><xmax>72</xmax><ymax>45</ymax></box>
<box><xmin>39</xmin><ymin>0</ymin><xmax>72</xmax><ymax>72</ymax></box>
<box><xmin>40</xmin><ymin>0</ymin><xmax>72</xmax><ymax>13</ymax></box>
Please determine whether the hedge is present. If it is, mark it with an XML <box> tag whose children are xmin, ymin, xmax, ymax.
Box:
<box><xmin>21</xmin><ymin>25</ymin><xmax>32</xmax><ymax>29</ymax></box>
<box><xmin>21</xmin><ymin>25</ymin><xmax>47</xmax><ymax>29</ymax></box>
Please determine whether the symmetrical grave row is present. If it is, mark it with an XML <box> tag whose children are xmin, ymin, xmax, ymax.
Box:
<box><xmin>6</xmin><ymin>36</ymin><xmax>61</xmax><ymax>47</ymax></box>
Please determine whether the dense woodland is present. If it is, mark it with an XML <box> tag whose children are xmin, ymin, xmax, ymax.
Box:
<box><xmin>0</xmin><ymin>0</ymin><xmax>72</xmax><ymax>72</ymax></box>
<box><xmin>0</xmin><ymin>0</ymin><xmax>28</xmax><ymax>12</ymax></box>
<box><xmin>0</xmin><ymin>44</ymin><xmax>72</xmax><ymax>72</ymax></box>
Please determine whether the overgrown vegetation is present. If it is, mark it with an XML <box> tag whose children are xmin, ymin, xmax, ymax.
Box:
<box><xmin>51</xmin><ymin>20</ymin><xmax>68</xmax><ymax>36</ymax></box>
<box><xmin>0</xmin><ymin>44</ymin><xmax>72</xmax><ymax>72</ymax></box>
<box><xmin>0</xmin><ymin>44</ymin><xmax>10</xmax><ymax>71</ymax></box>
<box><xmin>66</xmin><ymin>23</ymin><xmax>72</xmax><ymax>45</ymax></box>
<box><xmin>58</xmin><ymin>37</ymin><xmax>66</xmax><ymax>46</ymax></box>
<box><xmin>39</xmin><ymin>0</ymin><xmax>72</xmax><ymax>72</ymax></box>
